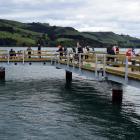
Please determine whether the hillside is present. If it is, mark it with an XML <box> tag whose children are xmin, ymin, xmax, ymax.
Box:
<box><xmin>0</xmin><ymin>19</ymin><xmax>140</xmax><ymax>48</ymax></box>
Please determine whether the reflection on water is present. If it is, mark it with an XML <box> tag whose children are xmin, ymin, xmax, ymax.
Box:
<box><xmin>0</xmin><ymin>66</ymin><xmax>140</xmax><ymax>140</ymax></box>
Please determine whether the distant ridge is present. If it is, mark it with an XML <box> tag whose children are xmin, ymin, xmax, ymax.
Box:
<box><xmin>0</xmin><ymin>19</ymin><xmax>140</xmax><ymax>47</ymax></box>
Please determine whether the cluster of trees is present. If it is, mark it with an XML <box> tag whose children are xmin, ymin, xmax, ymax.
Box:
<box><xmin>0</xmin><ymin>19</ymin><xmax>140</xmax><ymax>47</ymax></box>
<box><xmin>0</xmin><ymin>38</ymin><xmax>16</xmax><ymax>46</ymax></box>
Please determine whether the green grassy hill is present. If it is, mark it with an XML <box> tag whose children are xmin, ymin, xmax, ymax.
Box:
<box><xmin>0</xmin><ymin>19</ymin><xmax>140</xmax><ymax>48</ymax></box>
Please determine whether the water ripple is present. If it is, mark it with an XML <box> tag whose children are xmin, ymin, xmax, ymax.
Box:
<box><xmin>0</xmin><ymin>66</ymin><xmax>140</xmax><ymax>139</ymax></box>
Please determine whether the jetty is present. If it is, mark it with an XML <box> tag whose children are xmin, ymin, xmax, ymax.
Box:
<box><xmin>0</xmin><ymin>49</ymin><xmax>139</xmax><ymax>103</ymax></box>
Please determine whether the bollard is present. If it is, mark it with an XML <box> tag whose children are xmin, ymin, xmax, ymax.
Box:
<box><xmin>109</xmin><ymin>81</ymin><xmax>123</xmax><ymax>104</ymax></box>
<box><xmin>0</xmin><ymin>67</ymin><xmax>5</xmax><ymax>80</ymax></box>
<box><xmin>112</xmin><ymin>89</ymin><xmax>123</xmax><ymax>104</ymax></box>
<box><xmin>66</xmin><ymin>71</ymin><xmax>72</xmax><ymax>83</ymax></box>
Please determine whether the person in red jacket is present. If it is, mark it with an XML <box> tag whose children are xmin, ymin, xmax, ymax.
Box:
<box><xmin>126</xmin><ymin>48</ymin><xmax>132</xmax><ymax>61</ymax></box>
<box><xmin>116</xmin><ymin>47</ymin><xmax>119</xmax><ymax>54</ymax></box>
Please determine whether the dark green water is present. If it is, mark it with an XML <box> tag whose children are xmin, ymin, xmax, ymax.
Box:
<box><xmin>0</xmin><ymin>66</ymin><xmax>140</xmax><ymax>140</ymax></box>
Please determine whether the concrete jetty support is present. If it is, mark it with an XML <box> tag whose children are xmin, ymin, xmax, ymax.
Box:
<box><xmin>111</xmin><ymin>82</ymin><xmax>123</xmax><ymax>104</ymax></box>
<box><xmin>0</xmin><ymin>67</ymin><xmax>5</xmax><ymax>80</ymax></box>
<box><xmin>66</xmin><ymin>71</ymin><xmax>72</xmax><ymax>83</ymax></box>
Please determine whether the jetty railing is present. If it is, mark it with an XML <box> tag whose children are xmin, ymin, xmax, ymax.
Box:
<box><xmin>55</xmin><ymin>51</ymin><xmax>140</xmax><ymax>81</ymax></box>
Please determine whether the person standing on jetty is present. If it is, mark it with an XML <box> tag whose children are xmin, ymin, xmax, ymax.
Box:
<box><xmin>76</xmin><ymin>42</ymin><xmax>83</xmax><ymax>54</ymax></box>
<box><xmin>76</xmin><ymin>42</ymin><xmax>83</xmax><ymax>63</ymax></box>
<box><xmin>107</xmin><ymin>45</ymin><xmax>115</xmax><ymax>62</ymax></box>
<box><xmin>27</xmin><ymin>46</ymin><xmax>32</xmax><ymax>58</ymax></box>
<box><xmin>83</xmin><ymin>46</ymin><xmax>90</xmax><ymax>59</ymax></box>
<box><xmin>9</xmin><ymin>49</ymin><xmax>16</xmax><ymax>59</ymax></box>
<box><xmin>56</xmin><ymin>45</ymin><xmax>63</xmax><ymax>59</ymax></box>
<box><xmin>38</xmin><ymin>43</ymin><xmax>41</xmax><ymax>58</ymax></box>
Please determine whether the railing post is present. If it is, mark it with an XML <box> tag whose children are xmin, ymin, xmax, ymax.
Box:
<box><xmin>67</xmin><ymin>52</ymin><xmax>70</xmax><ymax>67</ymax></box>
<box><xmin>51</xmin><ymin>54</ymin><xmax>53</xmax><ymax>64</ymax></box>
<box><xmin>23</xmin><ymin>51</ymin><xmax>25</xmax><ymax>64</ymax></box>
<box><xmin>79</xmin><ymin>53</ymin><xmax>81</xmax><ymax>70</ymax></box>
<box><xmin>52</xmin><ymin>52</ymin><xmax>57</xmax><ymax>65</ymax></box>
<box><xmin>55</xmin><ymin>53</ymin><xmax>58</xmax><ymax>65</ymax></box>
<box><xmin>7</xmin><ymin>51</ymin><xmax>9</xmax><ymax>64</ymax></box>
<box><xmin>73</xmin><ymin>53</ymin><xmax>75</xmax><ymax>69</ymax></box>
<box><xmin>58</xmin><ymin>53</ymin><xmax>60</xmax><ymax>64</ymax></box>
<box><xmin>51</xmin><ymin>53</ymin><xmax>54</xmax><ymax>65</ymax></box>
<box><xmin>95</xmin><ymin>54</ymin><xmax>98</xmax><ymax>79</ymax></box>
<box><xmin>103</xmin><ymin>54</ymin><xmax>106</xmax><ymax>78</ymax></box>
<box><xmin>125</xmin><ymin>56</ymin><xmax>128</xmax><ymax>84</ymax></box>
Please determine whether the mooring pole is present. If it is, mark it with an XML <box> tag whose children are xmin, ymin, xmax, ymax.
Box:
<box><xmin>111</xmin><ymin>82</ymin><xmax>123</xmax><ymax>104</ymax></box>
<box><xmin>95</xmin><ymin>54</ymin><xmax>98</xmax><ymax>79</ymax></box>
<box><xmin>112</xmin><ymin>89</ymin><xmax>123</xmax><ymax>103</ymax></box>
<box><xmin>66</xmin><ymin>71</ymin><xmax>72</xmax><ymax>83</ymax></box>
<box><xmin>0</xmin><ymin>67</ymin><xmax>5</xmax><ymax>80</ymax></box>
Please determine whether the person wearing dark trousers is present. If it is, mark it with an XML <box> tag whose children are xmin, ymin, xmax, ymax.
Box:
<box><xmin>76</xmin><ymin>42</ymin><xmax>83</xmax><ymax>64</ymax></box>
<box><xmin>56</xmin><ymin>45</ymin><xmax>63</xmax><ymax>60</ymax></box>
<box><xmin>107</xmin><ymin>46</ymin><xmax>115</xmax><ymax>62</ymax></box>
<box><xmin>9</xmin><ymin>49</ymin><xmax>16</xmax><ymax>59</ymax></box>
<box><xmin>38</xmin><ymin>44</ymin><xmax>41</xmax><ymax>58</ymax></box>
<box><xmin>27</xmin><ymin>46</ymin><xmax>32</xmax><ymax>58</ymax></box>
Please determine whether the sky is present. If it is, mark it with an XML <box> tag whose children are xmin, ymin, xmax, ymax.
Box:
<box><xmin>0</xmin><ymin>0</ymin><xmax>140</xmax><ymax>38</ymax></box>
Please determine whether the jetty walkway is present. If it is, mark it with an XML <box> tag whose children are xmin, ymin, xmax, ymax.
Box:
<box><xmin>0</xmin><ymin>49</ymin><xmax>139</xmax><ymax>103</ymax></box>
<box><xmin>0</xmin><ymin>50</ymin><xmax>139</xmax><ymax>83</ymax></box>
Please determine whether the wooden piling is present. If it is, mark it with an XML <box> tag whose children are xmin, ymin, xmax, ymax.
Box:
<box><xmin>0</xmin><ymin>67</ymin><xmax>5</xmax><ymax>80</ymax></box>
<box><xmin>66</xmin><ymin>71</ymin><xmax>72</xmax><ymax>82</ymax></box>
<box><xmin>112</xmin><ymin>89</ymin><xmax>123</xmax><ymax>103</ymax></box>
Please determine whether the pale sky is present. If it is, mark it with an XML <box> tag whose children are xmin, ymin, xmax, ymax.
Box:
<box><xmin>0</xmin><ymin>0</ymin><xmax>140</xmax><ymax>38</ymax></box>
